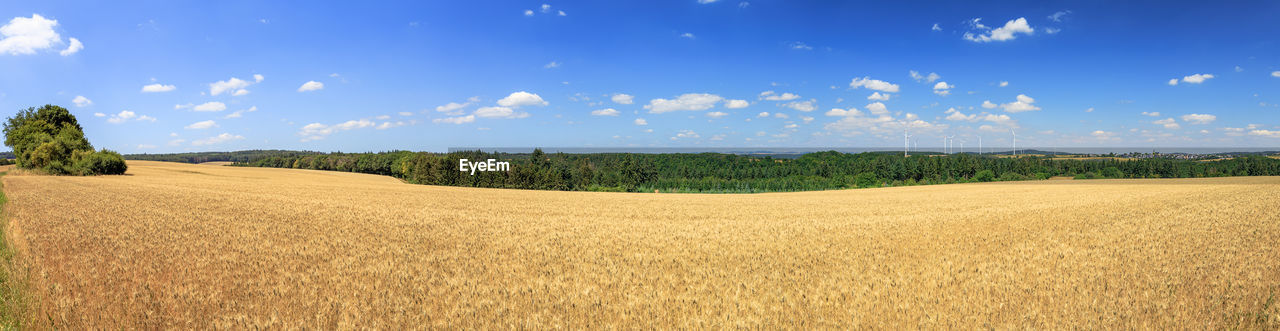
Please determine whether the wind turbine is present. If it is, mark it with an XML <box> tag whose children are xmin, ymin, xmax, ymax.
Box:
<box><xmin>978</xmin><ymin>136</ymin><xmax>983</xmax><ymax>155</ymax></box>
<box><xmin>1010</xmin><ymin>129</ymin><xmax>1017</xmax><ymax>156</ymax></box>
<box><xmin>945</xmin><ymin>135</ymin><xmax>955</xmax><ymax>154</ymax></box>
<box><xmin>903</xmin><ymin>129</ymin><xmax>912</xmax><ymax>157</ymax></box>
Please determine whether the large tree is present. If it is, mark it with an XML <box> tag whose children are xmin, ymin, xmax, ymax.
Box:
<box><xmin>3</xmin><ymin>104</ymin><xmax>126</xmax><ymax>175</ymax></box>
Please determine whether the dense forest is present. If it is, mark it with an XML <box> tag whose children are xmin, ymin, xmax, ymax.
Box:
<box><xmin>125</xmin><ymin>149</ymin><xmax>1280</xmax><ymax>193</ymax></box>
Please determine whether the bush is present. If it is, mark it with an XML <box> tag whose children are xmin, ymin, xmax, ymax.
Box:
<box><xmin>999</xmin><ymin>172</ymin><xmax>1028</xmax><ymax>181</ymax></box>
<box><xmin>1074</xmin><ymin>172</ymin><xmax>1102</xmax><ymax>180</ymax></box>
<box><xmin>1101</xmin><ymin>166</ymin><xmax>1124</xmax><ymax>179</ymax></box>
<box><xmin>3</xmin><ymin>105</ymin><xmax>123</xmax><ymax>175</ymax></box>
<box><xmin>854</xmin><ymin>172</ymin><xmax>879</xmax><ymax>188</ymax></box>
<box><xmin>74</xmin><ymin>149</ymin><xmax>128</xmax><ymax>175</ymax></box>
<box><xmin>1034</xmin><ymin>172</ymin><xmax>1052</xmax><ymax>180</ymax></box>
<box><xmin>973</xmin><ymin>170</ymin><xmax>996</xmax><ymax>182</ymax></box>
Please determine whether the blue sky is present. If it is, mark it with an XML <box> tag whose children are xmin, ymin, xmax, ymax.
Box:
<box><xmin>1</xmin><ymin>1</ymin><xmax>1278</xmax><ymax>153</ymax></box>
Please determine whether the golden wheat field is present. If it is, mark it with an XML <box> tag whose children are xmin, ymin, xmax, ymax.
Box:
<box><xmin>3</xmin><ymin>160</ymin><xmax>1279</xmax><ymax>328</ymax></box>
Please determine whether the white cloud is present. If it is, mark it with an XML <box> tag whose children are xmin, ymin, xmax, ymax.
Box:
<box><xmin>611</xmin><ymin>93</ymin><xmax>635</xmax><ymax>105</ymax></box>
<box><xmin>591</xmin><ymin>108</ymin><xmax>620</xmax><ymax>116</ymax></box>
<box><xmin>645</xmin><ymin>93</ymin><xmax>723</xmax><ymax>113</ymax></box>
<box><xmin>789</xmin><ymin>42</ymin><xmax>812</xmax><ymax>50</ymax></box>
<box><xmin>783</xmin><ymin>99</ymin><xmax>816</xmax><ymax>112</ymax></box>
<box><xmin>1167</xmin><ymin>79</ymin><xmax>1179</xmax><ymax>86</ymax></box>
<box><xmin>1153</xmin><ymin>118</ymin><xmax>1180</xmax><ymax>129</ymax></box>
<box><xmin>541</xmin><ymin>4</ymin><xmax>552</xmax><ymax>13</ymax></box>
<box><xmin>297</xmin><ymin>80</ymin><xmax>325</xmax><ymax>92</ymax></box>
<box><xmin>475</xmin><ymin>106</ymin><xmax>529</xmax><ymax>119</ymax></box>
<box><xmin>136</xmin><ymin>144</ymin><xmax>156</xmax><ymax>150</ymax></box>
<box><xmin>931</xmin><ymin>23</ymin><xmax>942</xmax><ymax>31</ymax></box>
<box><xmin>1180</xmin><ymin>113</ymin><xmax>1216</xmax><ymax>125</ymax></box>
<box><xmin>375</xmin><ymin>115</ymin><xmax>391</xmax><ymax>120</ymax></box>
<box><xmin>1180</xmin><ymin>74</ymin><xmax>1214</xmax><ymax>84</ymax></box>
<box><xmin>760</xmin><ymin>91</ymin><xmax>800</xmax><ymax>101</ymax></box>
<box><xmin>999</xmin><ymin>81</ymin><xmax>1009</xmax><ymax>87</ymax></box>
<box><xmin>634</xmin><ymin>118</ymin><xmax>648</xmax><ymax>126</ymax></box>
<box><xmin>185</xmin><ymin>120</ymin><xmax>218</xmax><ymax>130</ymax></box>
<box><xmin>1235</xmin><ymin>66</ymin><xmax>1243</xmax><ymax>72</ymax></box>
<box><xmin>224</xmin><ymin>106</ymin><xmax>258</xmax><ymax>119</ymax></box>
<box><xmin>59</xmin><ymin>37</ymin><xmax>82</xmax><ymax>56</ymax></box>
<box><xmin>433</xmin><ymin>115</ymin><xmax>475</xmax><ymax>125</ymax></box>
<box><xmin>909</xmin><ymin>71</ymin><xmax>940</xmax><ymax>83</ymax></box>
<box><xmin>944</xmin><ymin>108</ymin><xmax>978</xmax><ymax>122</ymax></box>
<box><xmin>1272</xmin><ymin>71</ymin><xmax>1280</xmax><ymax>78</ymax></box>
<box><xmin>376</xmin><ymin>121</ymin><xmax>413</xmax><ymax>130</ymax></box>
<box><xmin>93</xmin><ymin>112</ymin><xmax>105</xmax><ymax>117</ymax></box>
<box><xmin>398</xmin><ymin>111</ymin><xmax>413</xmax><ymax>116</ymax></box>
<box><xmin>1085</xmin><ymin>107</ymin><xmax>1094</xmax><ymax>113</ymax></box>
<box><xmin>932</xmin><ymin>81</ymin><xmax>954</xmax><ymax>96</ymax></box>
<box><xmin>1141</xmin><ymin>111</ymin><xmax>1161</xmax><ymax>117</ymax></box>
<box><xmin>72</xmin><ymin>95</ymin><xmax>92</xmax><ymax>107</ymax></box>
<box><xmin>497</xmin><ymin>91</ymin><xmax>548</xmax><ymax>107</ymax></box>
<box><xmin>999</xmin><ymin>94</ymin><xmax>1041</xmax><ymax>113</ymax></box>
<box><xmin>1048</xmin><ymin>10</ymin><xmax>1071</xmax><ymax>22</ymax></box>
<box><xmin>725</xmin><ymin>99</ymin><xmax>749</xmax><ymax>109</ymax></box>
<box><xmin>558</xmin><ymin>10</ymin><xmax>566</xmax><ymax>16</ymax></box>
<box><xmin>672</xmin><ymin>129</ymin><xmax>700</xmax><ymax>140</ymax></box>
<box><xmin>106</xmin><ymin>110</ymin><xmax>155</xmax><ymax>124</ymax></box>
<box><xmin>232</xmin><ymin>89</ymin><xmax>250</xmax><ymax>96</ymax></box>
<box><xmin>680</xmin><ymin>32</ymin><xmax>695</xmax><ymax>39</ymax></box>
<box><xmin>1250</xmin><ymin>130</ymin><xmax>1280</xmax><ymax>138</ymax></box>
<box><xmin>141</xmin><ymin>83</ymin><xmax>176</xmax><ymax>93</ymax></box>
<box><xmin>1</xmin><ymin>14</ymin><xmax>80</xmax><ymax>56</ymax></box>
<box><xmin>1044</xmin><ymin>27</ymin><xmax>1061</xmax><ymax>34</ymax></box>
<box><xmin>192</xmin><ymin>133</ymin><xmax>244</xmax><ymax>146</ymax></box>
<box><xmin>981</xmin><ymin>100</ymin><xmax>997</xmax><ymax>109</ymax></box>
<box><xmin>298</xmin><ymin>119</ymin><xmax>375</xmax><ymax>141</ymax></box>
<box><xmin>866</xmin><ymin>102</ymin><xmax>889</xmax><ymax>115</ymax></box>
<box><xmin>436</xmin><ymin>101</ymin><xmax>472</xmax><ymax>114</ymax></box>
<box><xmin>192</xmin><ymin>101</ymin><xmax>227</xmax><ymax>112</ymax></box>
<box><xmin>1091</xmin><ymin>130</ymin><xmax>1118</xmax><ymax>140</ymax></box>
<box><xmin>254</xmin><ymin>74</ymin><xmax>264</xmax><ymax>82</ymax></box>
<box><xmin>825</xmin><ymin>108</ymin><xmax>861</xmax><ymax>117</ymax></box>
<box><xmin>544</xmin><ymin>61</ymin><xmax>560</xmax><ymax>68</ymax></box>
<box><xmin>209</xmin><ymin>76</ymin><xmax>259</xmax><ymax>96</ymax></box>
<box><xmin>849</xmin><ymin>77</ymin><xmax>900</xmax><ymax>93</ymax></box>
<box><xmin>867</xmin><ymin>92</ymin><xmax>890</xmax><ymax>101</ymax></box>
<box><xmin>524</xmin><ymin>9</ymin><xmax>534</xmax><ymax>16</ymax></box>
<box><xmin>706</xmin><ymin>111</ymin><xmax>729</xmax><ymax>118</ymax></box>
<box><xmin>757</xmin><ymin>112</ymin><xmax>770</xmax><ymax>118</ymax></box>
<box><xmin>963</xmin><ymin>17</ymin><xmax>1034</xmax><ymax>43</ymax></box>
<box><xmin>774</xmin><ymin>113</ymin><xmax>789</xmax><ymax>119</ymax></box>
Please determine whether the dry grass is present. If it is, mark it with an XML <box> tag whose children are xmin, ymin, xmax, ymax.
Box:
<box><xmin>2</xmin><ymin>160</ymin><xmax>1279</xmax><ymax>328</ymax></box>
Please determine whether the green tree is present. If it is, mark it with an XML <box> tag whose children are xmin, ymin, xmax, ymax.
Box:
<box><xmin>973</xmin><ymin>170</ymin><xmax>996</xmax><ymax>182</ymax></box>
<box><xmin>3</xmin><ymin>105</ymin><xmax>126</xmax><ymax>175</ymax></box>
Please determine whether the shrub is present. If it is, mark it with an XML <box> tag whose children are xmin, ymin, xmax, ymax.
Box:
<box><xmin>1034</xmin><ymin>172</ymin><xmax>1052</xmax><ymax>180</ymax></box>
<box><xmin>3</xmin><ymin>105</ymin><xmax>124</xmax><ymax>175</ymax></box>
<box><xmin>854</xmin><ymin>172</ymin><xmax>879</xmax><ymax>188</ymax></box>
<box><xmin>999</xmin><ymin>172</ymin><xmax>1028</xmax><ymax>181</ymax></box>
<box><xmin>973</xmin><ymin>170</ymin><xmax>996</xmax><ymax>182</ymax></box>
<box><xmin>74</xmin><ymin>149</ymin><xmax>128</xmax><ymax>175</ymax></box>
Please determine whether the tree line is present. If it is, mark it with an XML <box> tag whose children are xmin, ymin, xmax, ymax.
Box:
<box><xmin>122</xmin><ymin>149</ymin><xmax>1280</xmax><ymax>193</ymax></box>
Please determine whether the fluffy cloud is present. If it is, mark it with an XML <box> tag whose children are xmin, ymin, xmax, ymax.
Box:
<box><xmin>297</xmin><ymin>80</ymin><xmax>324</xmax><ymax>92</ymax></box>
<box><xmin>760</xmin><ymin>91</ymin><xmax>800</xmax><ymax>101</ymax></box>
<box><xmin>475</xmin><ymin>106</ymin><xmax>529</xmax><ymax>119</ymax></box>
<box><xmin>224</xmin><ymin>106</ymin><xmax>258</xmax><ymax>119</ymax></box>
<box><xmin>1048</xmin><ymin>10</ymin><xmax>1071</xmax><ymax>22</ymax></box>
<box><xmin>865</xmin><ymin>102</ymin><xmax>889</xmax><ymax>115</ymax></box>
<box><xmin>192</xmin><ymin>133</ymin><xmax>244</xmax><ymax>146</ymax></box>
<box><xmin>1250</xmin><ymin>130</ymin><xmax>1280</xmax><ymax>138</ymax></box>
<box><xmin>931</xmin><ymin>23</ymin><xmax>942</xmax><ymax>31</ymax></box>
<box><xmin>825</xmin><ymin>108</ymin><xmax>861</xmax><ymax>117</ymax></box>
<box><xmin>909</xmin><ymin>71</ymin><xmax>940</xmax><ymax>83</ymax></box>
<box><xmin>611</xmin><ymin>93</ymin><xmax>634</xmax><ymax>105</ymax></box>
<box><xmin>944</xmin><ymin>108</ymin><xmax>978</xmax><ymax>122</ymax></box>
<box><xmin>1180</xmin><ymin>113</ymin><xmax>1216</xmax><ymax>125</ymax></box>
<box><xmin>497</xmin><ymin>91</ymin><xmax>548</xmax><ymax>107</ymax></box>
<box><xmin>999</xmin><ymin>81</ymin><xmax>1009</xmax><ymax>87</ymax></box>
<box><xmin>106</xmin><ymin>110</ymin><xmax>155</xmax><ymax>124</ymax></box>
<box><xmin>981</xmin><ymin>100</ymin><xmax>997</xmax><ymax>109</ymax></box>
<box><xmin>757</xmin><ymin>112</ymin><xmax>770</xmax><ymax>118</ymax></box>
<box><xmin>645</xmin><ymin>93</ymin><xmax>723</xmax><ymax>113</ymax></box>
<box><xmin>672</xmin><ymin>129</ymin><xmax>700</xmax><ymax>140</ymax></box>
<box><xmin>209</xmin><ymin>76</ymin><xmax>261</xmax><ymax>96</ymax></box>
<box><xmin>1179</xmin><ymin>74</ymin><xmax>1214</xmax><ymax>84</ymax></box>
<box><xmin>184</xmin><ymin>101</ymin><xmax>226</xmax><ymax>112</ymax></box>
<box><xmin>680</xmin><ymin>32</ymin><xmax>696</xmax><ymax>39</ymax></box>
<box><xmin>964</xmin><ymin>17</ymin><xmax>1034</xmax><ymax>43</ymax></box>
<box><xmin>435</xmin><ymin>101</ymin><xmax>472</xmax><ymax>114</ymax></box>
<box><xmin>1153</xmin><ymin>118</ymin><xmax>1180</xmax><ymax>129</ymax></box>
<box><xmin>999</xmin><ymin>94</ymin><xmax>1041</xmax><ymax>113</ymax></box>
<box><xmin>433</xmin><ymin>115</ymin><xmax>475</xmax><ymax>125</ymax></box>
<box><xmin>59</xmin><ymin>37</ymin><xmax>82</xmax><ymax>56</ymax></box>
<box><xmin>376</xmin><ymin>120</ymin><xmax>414</xmax><ymax>130</ymax></box>
<box><xmin>848</xmin><ymin>77</ymin><xmax>900</xmax><ymax>93</ymax></box>
<box><xmin>0</xmin><ymin>14</ymin><xmax>82</xmax><ymax>56</ymax></box>
<box><xmin>1272</xmin><ymin>71</ymin><xmax>1280</xmax><ymax>78</ymax></box>
<box><xmin>725</xmin><ymin>99</ymin><xmax>749</xmax><ymax>109</ymax></box>
<box><xmin>184</xmin><ymin>120</ymin><xmax>218</xmax><ymax>130</ymax></box>
<box><xmin>1167</xmin><ymin>79</ymin><xmax>1179</xmax><ymax>86</ymax></box>
<box><xmin>591</xmin><ymin>108</ymin><xmax>620</xmax><ymax>116</ymax></box>
<box><xmin>1141</xmin><ymin>111</ymin><xmax>1161</xmax><ymax>117</ymax></box>
<box><xmin>298</xmin><ymin>119</ymin><xmax>375</xmax><ymax>141</ymax></box>
<box><xmin>932</xmin><ymin>81</ymin><xmax>954</xmax><ymax>96</ymax></box>
<box><xmin>141</xmin><ymin>83</ymin><xmax>176</xmax><ymax>93</ymax></box>
<box><xmin>706</xmin><ymin>111</ymin><xmax>729</xmax><ymax>118</ymax></box>
<box><xmin>634</xmin><ymin>118</ymin><xmax>647</xmax><ymax>126</ymax></box>
<box><xmin>1091</xmin><ymin>130</ymin><xmax>1118</xmax><ymax>141</ymax></box>
<box><xmin>72</xmin><ymin>95</ymin><xmax>92</xmax><ymax>107</ymax></box>
<box><xmin>867</xmin><ymin>92</ymin><xmax>891</xmax><ymax>101</ymax></box>
<box><xmin>783</xmin><ymin>99</ymin><xmax>816</xmax><ymax>112</ymax></box>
